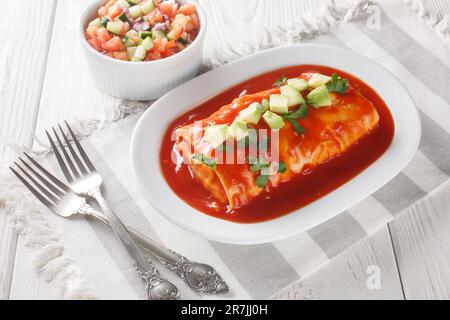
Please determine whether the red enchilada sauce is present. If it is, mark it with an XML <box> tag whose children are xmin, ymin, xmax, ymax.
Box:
<box><xmin>160</xmin><ymin>65</ymin><xmax>395</xmax><ymax>223</ymax></box>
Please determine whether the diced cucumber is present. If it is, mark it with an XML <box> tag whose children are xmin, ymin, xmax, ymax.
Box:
<box><xmin>307</xmin><ymin>85</ymin><xmax>332</xmax><ymax>108</ymax></box>
<box><xmin>127</xmin><ymin>46</ymin><xmax>137</xmax><ymax>60</ymax></box>
<box><xmin>129</xmin><ymin>5</ymin><xmax>143</xmax><ymax>19</ymax></box>
<box><xmin>141</xmin><ymin>36</ymin><xmax>153</xmax><ymax>50</ymax></box>
<box><xmin>139</xmin><ymin>31</ymin><xmax>152</xmax><ymax>39</ymax></box>
<box><xmin>204</xmin><ymin>125</ymin><xmax>230</xmax><ymax>149</ymax></box>
<box><xmin>132</xmin><ymin>45</ymin><xmax>147</xmax><ymax>61</ymax></box>
<box><xmin>287</xmin><ymin>78</ymin><xmax>309</xmax><ymax>91</ymax></box>
<box><xmin>89</xmin><ymin>18</ymin><xmax>102</xmax><ymax>28</ymax></box>
<box><xmin>107</xmin><ymin>21</ymin><xmax>123</xmax><ymax>35</ymax></box>
<box><xmin>229</xmin><ymin>120</ymin><xmax>249</xmax><ymax>141</ymax></box>
<box><xmin>287</xmin><ymin>95</ymin><xmax>305</xmax><ymax>107</ymax></box>
<box><xmin>280</xmin><ymin>84</ymin><xmax>300</xmax><ymax>97</ymax></box>
<box><xmin>127</xmin><ymin>0</ymin><xmax>140</xmax><ymax>5</ymax></box>
<box><xmin>237</xmin><ymin>103</ymin><xmax>263</xmax><ymax>125</ymax></box>
<box><xmin>263</xmin><ymin>111</ymin><xmax>285</xmax><ymax>130</ymax></box>
<box><xmin>152</xmin><ymin>30</ymin><xmax>166</xmax><ymax>39</ymax></box>
<box><xmin>308</xmin><ymin>73</ymin><xmax>332</xmax><ymax>88</ymax></box>
<box><xmin>141</xmin><ymin>1</ymin><xmax>155</xmax><ymax>15</ymax></box>
<box><xmin>269</xmin><ymin>94</ymin><xmax>289</xmax><ymax>114</ymax></box>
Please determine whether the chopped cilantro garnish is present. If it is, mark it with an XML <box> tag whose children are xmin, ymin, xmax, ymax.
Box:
<box><xmin>256</xmin><ymin>174</ymin><xmax>269</xmax><ymax>188</ymax></box>
<box><xmin>278</xmin><ymin>161</ymin><xmax>287</xmax><ymax>173</ymax></box>
<box><xmin>122</xmin><ymin>35</ymin><xmax>129</xmax><ymax>44</ymax></box>
<box><xmin>273</xmin><ymin>76</ymin><xmax>288</xmax><ymax>87</ymax></box>
<box><xmin>192</xmin><ymin>154</ymin><xmax>217</xmax><ymax>169</ymax></box>
<box><xmin>284</xmin><ymin>104</ymin><xmax>308</xmax><ymax>120</ymax></box>
<box><xmin>327</xmin><ymin>73</ymin><xmax>349</xmax><ymax>94</ymax></box>
<box><xmin>287</xmin><ymin>118</ymin><xmax>305</xmax><ymax>134</ymax></box>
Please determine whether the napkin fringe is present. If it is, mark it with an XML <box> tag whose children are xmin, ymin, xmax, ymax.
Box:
<box><xmin>0</xmin><ymin>169</ymin><xmax>97</xmax><ymax>299</ymax></box>
<box><xmin>404</xmin><ymin>0</ymin><xmax>450</xmax><ymax>46</ymax></box>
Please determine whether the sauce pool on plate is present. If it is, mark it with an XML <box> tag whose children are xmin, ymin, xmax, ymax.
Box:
<box><xmin>160</xmin><ymin>65</ymin><xmax>395</xmax><ymax>223</ymax></box>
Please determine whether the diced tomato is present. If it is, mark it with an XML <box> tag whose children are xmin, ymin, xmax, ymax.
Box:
<box><xmin>190</xmin><ymin>14</ymin><xmax>199</xmax><ymax>29</ymax></box>
<box><xmin>96</xmin><ymin>27</ymin><xmax>112</xmax><ymax>43</ymax></box>
<box><xmin>88</xmin><ymin>38</ymin><xmax>103</xmax><ymax>52</ymax></box>
<box><xmin>108</xmin><ymin>3</ymin><xmax>123</xmax><ymax>20</ymax></box>
<box><xmin>179</xmin><ymin>3</ymin><xmax>196</xmax><ymax>15</ymax></box>
<box><xmin>167</xmin><ymin>26</ymin><xmax>182</xmax><ymax>40</ymax></box>
<box><xmin>86</xmin><ymin>26</ymin><xmax>98</xmax><ymax>39</ymax></box>
<box><xmin>112</xmin><ymin>51</ymin><xmax>128</xmax><ymax>60</ymax></box>
<box><xmin>158</xmin><ymin>3</ymin><xmax>178</xmax><ymax>18</ymax></box>
<box><xmin>153</xmin><ymin>38</ymin><xmax>167</xmax><ymax>53</ymax></box>
<box><xmin>161</xmin><ymin>49</ymin><xmax>176</xmax><ymax>58</ymax></box>
<box><xmin>145</xmin><ymin>50</ymin><xmax>161</xmax><ymax>61</ymax></box>
<box><xmin>166</xmin><ymin>40</ymin><xmax>177</xmax><ymax>49</ymax></box>
<box><xmin>102</xmin><ymin>36</ymin><xmax>124</xmax><ymax>52</ymax></box>
<box><xmin>148</xmin><ymin>9</ymin><xmax>164</xmax><ymax>24</ymax></box>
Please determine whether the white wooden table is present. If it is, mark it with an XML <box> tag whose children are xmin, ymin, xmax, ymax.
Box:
<box><xmin>1</xmin><ymin>0</ymin><xmax>450</xmax><ymax>300</ymax></box>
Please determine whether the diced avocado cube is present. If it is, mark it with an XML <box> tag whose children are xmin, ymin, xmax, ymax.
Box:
<box><xmin>229</xmin><ymin>120</ymin><xmax>249</xmax><ymax>141</ymax></box>
<box><xmin>204</xmin><ymin>125</ymin><xmax>230</xmax><ymax>149</ymax></box>
<box><xmin>287</xmin><ymin>78</ymin><xmax>309</xmax><ymax>91</ymax></box>
<box><xmin>307</xmin><ymin>85</ymin><xmax>332</xmax><ymax>108</ymax></box>
<box><xmin>133</xmin><ymin>45</ymin><xmax>147</xmax><ymax>61</ymax></box>
<box><xmin>89</xmin><ymin>18</ymin><xmax>102</xmax><ymax>28</ymax></box>
<box><xmin>263</xmin><ymin>111</ymin><xmax>285</xmax><ymax>130</ymax></box>
<box><xmin>287</xmin><ymin>95</ymin><xmax>305</xmax><ymax>107</ymax></box>
<box><xmin>261</xmin><ymin>99</ymin><xmax>270</xmax><ymax>112</ymax></box>
<box><xmin>269</xmin><ymin>94</ymin><xmax>289</xmax><ymax>114</ymax></box>
<box><xmin>107</xmin><ymin>21</ymin><xmax>123</xmax><ymax>35</ymax></box>
<box><xmin>127</xmin><ymin>46</ymin><xmax>137</xmax><ymax>60</ymax></box>
<box><xmin>238</xmin><ymin>103</ymin><xmax>263</xmax><ymax>125</ymax></box>
<box><xmin>129</xmin><ymin>5</ymin><xmax>143</xmax><ymax>19</ymax></box>
<box><xmin>308</xmin><ymin>73</ymin><xmax>332</xmax><ymax>88</ymax></box>
<box><xmin>141</xmin><ymin>36</ymin><xmax>153</xmax><ymax>50</ymax></box>
<box><xmin>141</xmin><ymin>1</ymin><xmax>156</xmax><ymax>15</ymax></box>
<box><xmin>280</xmin><ymin>84</ymin><xmax>300</xmax><ymax>97</ymax></box>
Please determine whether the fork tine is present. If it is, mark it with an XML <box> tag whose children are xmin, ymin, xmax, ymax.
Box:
<box><xmin>19</xmin><ymin>157</ymin><xmax>66</xmax><ymax>197</ymax></box>
<box><xmin>65</xmin><ymin>121</ymin><xmax>95</xmax><ymax>171</ymax></box>
<box><xmin>49</xmin><ymin>128</ymin><xmax>78</xmax><ymax>180</ymax></box>
<box><xmin>10</xmin><ymin>167</ymin><xmax>55</xmax><ymax>209</ymax></box>
<box><xmin>14</xmin><ymin>162</ymin><xmax>60</xmax><ymax>204</ymax></box>
<box><xmin>23</xmin><ymin>152</ymin><xmax>69</xmax><ymax>191</ymax></box>
<box><xmin>58</xmin><ymin>124</ymin><xmax>88</xmax><ymax>175</ymax></box>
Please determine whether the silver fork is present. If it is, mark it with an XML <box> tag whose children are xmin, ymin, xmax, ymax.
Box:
<box><xmin>40</xmin><ymin>124</ymin><xmax>180</xmax><ymax>300</ymax></box>
<box><xmin>10</xmin><ymin>151</ymin><xmax>229</xmax><ymax>296</ymax></box>
<box><xmin>47</xmin><ymin>122</ymin><xmax>228</xmax><ymax>295</ymax></box>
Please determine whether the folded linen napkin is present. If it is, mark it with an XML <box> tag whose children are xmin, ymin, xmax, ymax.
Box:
<box><xmin>1</xmin><ymin>0</ymin><xmax>449</xmax><ymax>299</ymax></box>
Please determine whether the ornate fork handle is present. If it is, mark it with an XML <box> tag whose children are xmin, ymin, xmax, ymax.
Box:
<box><xmin>136</xmin><ymin>260</ymin><xmax>180</xmax><ymax>300</ymax></box>
<box><xmin>81</xmin><ymin>204</ymin><xmax>229</xmax><ymax>295</ymax></box>
<box><xmin>158</xmin><ymin>250</ymin><xmax>228</xmax><ymax>294</ymax></box>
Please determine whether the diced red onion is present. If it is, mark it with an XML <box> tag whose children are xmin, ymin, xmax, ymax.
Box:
<box><xmin>133</xmin><ymin>21</ymin><xmax>150</xmax><ymax>32</ymax></box>
<box><xmin>153</xmin><ymin>23</ymin><xmax>166</xmax><ymax>31</ymax></box>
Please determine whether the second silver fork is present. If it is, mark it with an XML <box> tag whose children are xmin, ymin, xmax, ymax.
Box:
<box><xmin>46</xmin><ymin>122</ymin><xmax>228</xmax><ymax>297</ymax></box>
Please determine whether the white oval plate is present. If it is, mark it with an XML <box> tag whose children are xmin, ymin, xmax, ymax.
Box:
<box><xmin>130</xmin><ymin>44</ymin><xmax>421</xmax><ymax>245</ymax></box>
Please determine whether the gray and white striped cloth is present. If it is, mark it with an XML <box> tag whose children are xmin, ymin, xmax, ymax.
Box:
<box><xmin>11</xmin><ymin>1</ymin><xmax>450</xmax><ymax>299</ymax></box>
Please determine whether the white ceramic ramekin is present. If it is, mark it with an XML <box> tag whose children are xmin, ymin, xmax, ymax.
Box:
<box><xmin>79</xmin><ymin>0</ymin><xmax>206</xmax><ymax>101</ymax></box>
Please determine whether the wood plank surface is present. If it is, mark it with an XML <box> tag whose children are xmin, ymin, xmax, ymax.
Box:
<box><xmin>389</xmin><ymin>181</ymin><xmax>450</xmax><ymax>299</ymax></box>
<box><xmin>273</xmin><ymin>226</ymin><xmax>404</xmax><ymax>299</ymax></box>
<box><xmin>0</xmin><ymin>0</ymin><xmax>57</xmax><ymax>300</ymax></box>
<box><xmin>1</xmin><ymin>0</ymin><xmax>450</xmax><ymax>300</ymax></box>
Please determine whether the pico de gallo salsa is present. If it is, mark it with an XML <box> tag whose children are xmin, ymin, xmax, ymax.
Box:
<box><xmin>85</xmin><ymin>0</ymin><xmax>200</xmax><ymax>62</ymax></box>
